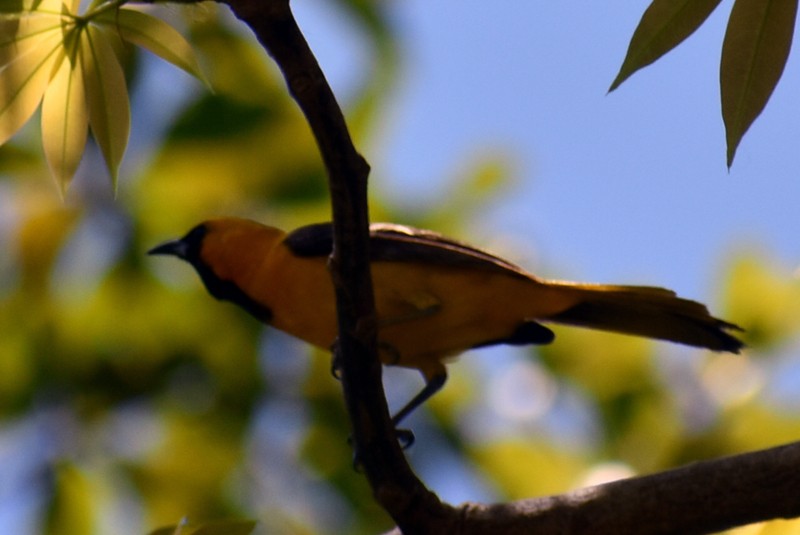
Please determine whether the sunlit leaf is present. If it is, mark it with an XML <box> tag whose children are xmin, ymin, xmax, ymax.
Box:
<box><xmin>192</xmin><ymin>520</ymin><xmax>257</xmax><ymax>535</ymax></box>
<box><xmin>723</xmin><ymin>255</ymin><xmax>800</xmax><ymax>348</ymax></box>
<box><xmin>0</xmin><ymin>13</ymin><xmax>60</xmax><ymax>51</ymax></box>
<box><xmin>612</xmin><ymin>393</ymin><xmax>683</xmax><ymax>472</ymax></box>
<box><xmin>720</xmin><ymin>0</ymin><xmax>797</xmax><ymax>167</ymax></box>
<box><xmin>184</xmin><ymin>20</ymin><xmax>280</xmax><ymax>104</ymax></box>
<box><xmin>0</xmin><ymin>29</ymin><xmax>61</xmax><ymax>145</ymax></box>
<box><xmin>41</xmin><ymin>32</ymin><xmax>88</xmax><ymax>191</ymax></box>
<box><xmin>47</xmin><ymin>463</ymin><xmax>95</xmax><ymax>535</ymax></box>
<box><xmin>16</xmin><ymin>198</ymin><xmax>79</xmax><ymax>288</ymax></box>
<box><xmin>148</xmin><ymin>520</ymin><xmax>257</xmax><ymax>535</ymax></box>
<box><xmin>0</xmin><ymin>0</ymin><xmax>62</xmax><ymax>15</ymax></box>
<box><xmin>94</xmin><ymin>7</ymin><xmax>209</xmax><ymax>86</ymax></box>
<box><xmin>80</xmin><ymin>23</ymin><xmax>129</xmax><ymax>187</ymax></box>
<box><xmin>610</xmin><ymin>0</ymin><xmax>724</xmax><ymax>91</ymax></box>
<box><xmin>540</xmin><ymin>328</ymin><xmax>654</xmax><ymax>402</ymax></box>
<box><xmin>472</xmin><ymin>440</ymin><xmax>586</xmax><ymax>498</ymax></box>
<box><xmin>148</xmin><ymin>517</ymin><xmax>188</xmax><ymax>535</ymax></box>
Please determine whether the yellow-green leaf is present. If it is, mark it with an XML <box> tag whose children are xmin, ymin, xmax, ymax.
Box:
<box><xmin>41</xmin><ymin>36</ymin><xmax>87</xmax><ymax>191</ymax></box>
<box><xmin>148</xmin><ymin>520</ymin><xmax>257</xmax><ymax>535</ymax></box>
<box><xmin>0</xmin><ymin>13</ymin><xmax>61</xmax><ymax>51</ymax></box>
<box><xmin>723</xmin><ymin>255</ymin><xmax>800</xmax><ymax>348</ymax></box>
<box><xmin>610</xmin><ymin>0</ymin><xmax>724</xmax><ymax>91</ymax></box>
<box><xmin>0</xmin><ymin>29</ymin><xmax>61</xmax><ymax>145</ymax></box>
<box><xmin>80</xmin><ymin>23</ymin><xmax>129</xmax><ymax>186</ymax></box>
<box><xmin>95</xmin><ymin>8</ymin><xmax>209</xmax><ymax>86</ymax></box>
<box><xmin>721</xmin><ymin>0</ymin><xmax>797</xmax><ymax>167</ymax></box>
<box><xmin>0</xmin><ymin>0</ymin><xmax>62</xmax><ymax>15</ymax></box>
<box><xmin>192</xmin><ymin>520</ymin><xmax>257</xmax><ymax>535</ymax></box>
<box><xmin>48</xmin><ymin>463</ymin><xmax>95</xmax><ymax>535</ymax></box>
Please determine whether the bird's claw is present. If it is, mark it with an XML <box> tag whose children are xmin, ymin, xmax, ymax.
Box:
<box><xmin>347</xmin><ymin>427</ymin><xmax>416</xmax><ymax>471</ymax></box>
<box><xmin>395</xmin><ymin>428</ymin><xmax>415</xmax><ymax>449</ymax></box>
<box><xmin>330</xmin><ymin>344</ymin><xmax>342</xmax><ymax>380</ymax></box>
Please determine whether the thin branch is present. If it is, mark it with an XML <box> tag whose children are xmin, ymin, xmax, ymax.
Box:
<box><xmin>216</xmin><ymin>0</ymin><xmax>447</xmax><ymax>531</ymax></box>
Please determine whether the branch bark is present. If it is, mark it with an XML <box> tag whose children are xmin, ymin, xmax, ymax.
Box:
<box><xmin>394</xmin><ymin>439</ymin><xmax>800</xmax><ymax>534</ymax></box>
<box><xmin>458</xmin><ymin>443</ymin><xmax>800</xmax><ymax>535</ymax></box>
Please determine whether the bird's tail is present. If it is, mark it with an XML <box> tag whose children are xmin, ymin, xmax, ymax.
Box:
<box><xmin>544</xmin><ymin>283</ymin><xmax>744</xmax><ymax>353</ymax></box>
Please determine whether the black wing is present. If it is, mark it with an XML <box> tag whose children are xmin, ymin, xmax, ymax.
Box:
<box><xmin>283</xmin><ymin>222</ymin><xmax>531</xmax><ymax>278</ymax></box>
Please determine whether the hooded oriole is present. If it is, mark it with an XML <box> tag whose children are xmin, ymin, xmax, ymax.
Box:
<box><xmin>149</xmin><ymin>217</ymin><xmax>743</xmax><ymax>424</ymax></box>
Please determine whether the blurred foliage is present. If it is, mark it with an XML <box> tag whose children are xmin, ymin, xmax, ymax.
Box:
<box><xmin>0</xmin><ymin>2</ymin><xmax>799</xmax><ymax>535</ymax></box>
<box><xmin>149</xmin><ymin>519</ymin><xmax>257</xmax><ymax>535</ymax></box>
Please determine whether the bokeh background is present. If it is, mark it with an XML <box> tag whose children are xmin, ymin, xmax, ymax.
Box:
<box><xmin>1</xmin><ymin>1</ymin><xmax>800</xmax><ymax>533</ymax></box>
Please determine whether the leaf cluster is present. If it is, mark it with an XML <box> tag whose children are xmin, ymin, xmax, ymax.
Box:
<box><xmin>0</xmin><ymin>0</ymin><xmax>206</xmax><ymax>191</ymax></box>
<box><xmin>611</xmin><ymin>0</ymin><xmax>797</xmax><ymax>166</ymax></box>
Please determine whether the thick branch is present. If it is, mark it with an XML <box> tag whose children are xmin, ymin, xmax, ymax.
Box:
<box><xmin>217</xmin><ymin>0</ymin><xmax>447</xmax><ymax>530</ymax></box>
<box><xmin>384</xmin><ymin>440</ymin><xmax>800</xmax><ymax>534</ymax></box>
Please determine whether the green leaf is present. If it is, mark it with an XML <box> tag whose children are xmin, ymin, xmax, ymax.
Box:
<box><xmin>610</xmin><ymin>0</ymin><xmax>724</xmax><ymax>91</ymax></box>
<box><xmin>94</xmin><ymin>7</ymin><xmax>209</xmax><ymax>86</ymax></box>
<box><xmin>80</xmin><ymin>23</ymin><xmax>129</xmax><ymax>186</ymax></box>
<box><xmin>41</xmin><ymin>33</ymin><xmax>87</xmax><ymax>192</ymax></box>
<box><xmin>0</xmin><ymin>29</ymin><xmax>61</xmax><ymax>145</ymax></box>
<box><xmin>720</xmin><ymin>0</ymin><xmax>797</xmax><ymax>167</ymax></box>
<box><xmin>148</xmin><ymin>520</ymin><xmax>258</xmax><ymax>535</ymax></box>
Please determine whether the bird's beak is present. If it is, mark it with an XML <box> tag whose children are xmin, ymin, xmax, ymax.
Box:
<box><xmin>148</xmin><ymin>239</ymin><xmax>187</xmax><ymax>258</ymax></box>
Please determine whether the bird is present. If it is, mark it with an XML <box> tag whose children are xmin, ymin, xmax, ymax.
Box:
<box><xmin>149</xmin><ymin>217</ymin><xmax>744</xmax><ymax>426</ymax></box>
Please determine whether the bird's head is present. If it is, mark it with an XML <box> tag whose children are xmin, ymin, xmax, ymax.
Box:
<box><xmin>148</xmin><ymin>217</ymin><xmax>280</xmax><ymax>321</ymax></box>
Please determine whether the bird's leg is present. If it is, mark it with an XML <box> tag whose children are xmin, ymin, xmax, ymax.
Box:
<box><xmin>331</xmin><ymin>326</ymin><xmax>446</xmax><ymax>452</ymax></box>
<box><xmin>390</xmin><ymin>372</ymin><xmax>448</xmax><ymax>448</ymax></box>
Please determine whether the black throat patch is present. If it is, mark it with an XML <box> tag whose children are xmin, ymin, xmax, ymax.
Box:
<box><xmin>176</xmin><ymin>224</ymin><xmax>273</xmax><ymax>323</ymax></box>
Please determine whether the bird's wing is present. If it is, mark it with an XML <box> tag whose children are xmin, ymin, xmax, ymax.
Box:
<box><xmin>283</xmin><ymin>222</ymin><xmax>532</xmax><ymax>279</ymax></box>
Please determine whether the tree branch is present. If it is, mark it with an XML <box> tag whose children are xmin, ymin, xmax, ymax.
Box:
<box><xmin>383</xmin><ymin>440</ymin><xmax>800</xmax><ymax>534</ymax></box>
<box><xmin>216</xmin><ymin>0</ymin><xmax>447</xmax><ymax>531</ymax></box>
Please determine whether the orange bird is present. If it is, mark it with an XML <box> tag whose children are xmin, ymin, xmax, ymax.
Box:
<box><xmin>149</xmin><ymin>217</ymin><xmax>743</xmax><ymax>425</ymax></box>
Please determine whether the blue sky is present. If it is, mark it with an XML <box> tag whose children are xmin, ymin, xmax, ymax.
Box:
<box><xmin>297</xmin><ymin>0</ymin><xmax>800</xmax><ymax>301</ymax></box>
